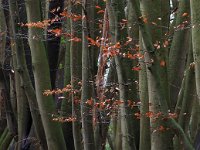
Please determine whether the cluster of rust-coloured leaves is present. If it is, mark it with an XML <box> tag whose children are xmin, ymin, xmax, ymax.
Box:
<box><xmin>44</xmin><ymin>82</ymin><xmax>179</xmax><ymax>130</ymax></box>
<box><xmin>30</xmin><ymin>6</ymin><xmax>191</xmax><ymax>131</ymax></box>
<box><xmin>20</xmin><ymin>5</ymin><xmax>190</xmax><ymax>71</ymax></box>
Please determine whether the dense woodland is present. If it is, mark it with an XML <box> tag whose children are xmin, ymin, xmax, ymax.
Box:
<box><xmin>0</xmin><ymin>0</ymin><xmax>200</xmax><ymax>150</ymax></box>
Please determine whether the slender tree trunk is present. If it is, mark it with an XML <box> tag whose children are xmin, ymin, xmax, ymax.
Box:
<box><xmin>191</xmin><ymin>2</ymin><xmax>200</xmax><ymax>149</ymax></box>
<box><xmin>69</xmin><ymin>1</ymin><xmax>82</xmax><ymax>149</ymax></box>
<box><xmin>0</xmin><ymin>0</ymin><xmax>8</xmax><ymax>137</ymax></box>
<box><xmin>25</xmin><ymin>0</ymin><xmax>67</xmax><ymax>149</ymax></box>
<box><xmin>0</xmin><ymin>0</ymin><xmax>6</xmax><ymax>67</ymax></box>
<box><xmin>9</xmin><ymin>1</ymin><xmax>31</xmax><ymax>149</ymax></box>
<box><xmin>81</xmin><ymin>1</ymin><xmax>95</xmax><ymax>149</ymax></box>
<box><xmin>137</xmin><ymin>0</ymin><xmax>172</xmax><ymax>149</ymax></box>
<box><xmin>139</xmin><ymin>37</ymin><xmax>151</xmax><ymax>150</ymax></box>
<box><xmin>191</xmin><ymin>0</ymin><xmax>200</xmax><ymax>111</ymax></box>
<box><xmin>9</xmin><ymin>1</ymin><xmax>47</xmax><ymax>149</ymax></box>
<box><xmin>169</xmin><ymin>0</ymin><xmax>190</xmax><ymax>109</ymax></box>
<box><xmin>130</xmin><ymin>0</ymin><xmax>194</xmax><ymax>149</ymax></box>
<box><xmin>107</xmin><ymin>0</ymin><xmax>137</xmax><ymax>149</ymax></box>
<box><xmin>60</xmin><ymin>2</ymin><xmax>76</xmax><ymax>150</ymax></box>
<box><xmin>174</xmin><ymin>39</ymin><xmax>195</xmax><ymax>149</ymax></box>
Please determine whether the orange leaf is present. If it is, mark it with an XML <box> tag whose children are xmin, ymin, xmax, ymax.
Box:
<box><xmin>160</xmin><ymin>60</ymin><xmax>166</xmax><ymax>67</ymax></box>
<box><xmin>143</xmin><ymin>17</ymin><xmax>148</xmax><ymax>23</ymax></box>
<box><xmin>97</xmin><ymin>10</ymin><xmax>105</xmax><ymax>14</ymax></box>
<box><xmin>168</xmin><ymin>113</ymin><xmax>178</xmax><ymax>119</ymax></box>
<box><xmin>86</xmin><ymin>36</ymin><xmax>100</xmax><ymax>47</ymax></box>
<box><xmin>163</xmin><ymin>40</ymin><xmax>169</xmax><ymax>47</ymax></box>
<box><xmin>134</xmin><ymin>112</ymin><xmax>141</xmax><ymax>119</ymax></box>
<box><xmin>121</xmin><ymin>19</ymin><xmax>128</xmax><ymax>23</ymax></box>
<box><xmin>182</xmin><ymin>12</ymin><xmax>188</xmax><ymax>17</ymax></box>
<box><xmin>95</xmin><ymin>5</ymin><xmax>101</xmax><ymax>9</ymax></box>
<box><xmin>49</xmin><ymin>28</ymin><xmax>62</xmax><ymax>36</ymax></box>
<box><xmin>146</xmin><ymin>111</ymin><xmax>154</xmax><ymax>118</ymax></box>
<box><xmin>72</xmin><ymin>15</ymin><xmax>82</xmax><ymax>21</ymax></box>
<box><xmin>128</xmin><ymin>100</ymin><xmax>132</xmax><ymax>107</ymax></box>
<box><xmin>124</xmin><ymin>37</ymin><xmax>132</xmax><ymax>46</ymax></box>
<box><xmin>116</xmin><ymin>100</ymin><xmax>124</xmax><ymax>105</ymax></box>
<box><xmin>69</xmin><ymin>37</ymin><xmax>82</xmax><ymax>42</ymax></box>
<box><xmin>114</xmin><ymin>42</ymin><xmax>121</xmax><ymax>49</ymax></box>
<box><xmin>132</xmin><ymin>66</ymin><xmax>141</xmax><ymax>71</ymax></box>
<box><xmin>86</xmin><ymin>98</ymin><xmax>93</xmax><ymax>106</ymax></box>
<box><xmin>60</xmin><ymin>11</ymin><xmax>70</xmax><ymax>17</ymax></box>
<box><xmin>158</xmin><ymin>125</ymin><xmax>165</xmax><ymax>131</ymax></box>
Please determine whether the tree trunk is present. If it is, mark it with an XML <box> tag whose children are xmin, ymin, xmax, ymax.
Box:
<box><xmin>169</xmin><ymin>0</ymin><xmax>190</xmax><ymax>109</ymax></box>
<box><xmin>70</xmin><ymin>2</ymin><xmax>82</xmax><ymax>150</ymax></box>
<box><xmin>81</xmin><ymin>1</ymin><xmax>95</xmax><ymax>149</ymax></box>
<box><xmin>25</xmin><ymin>0</ymin><xmax>67</xmax><ymax>149</ymax></box>
<box><xmin>191</xmin><ymin>0</ymin><xmax>200</xmax><ymax>111</ymax></box>
<box><xmin>139</xmin><ymin>37</ymin><xmax>151</xmax><ymax>150</ymax></box>
<box><xmin>107</xmin><ymin>0</ymin><xmax>138</xmax><ymax>149</ymax></box>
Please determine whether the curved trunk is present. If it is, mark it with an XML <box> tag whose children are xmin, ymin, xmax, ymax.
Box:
<box><xmin>25</xmin><ymin>0</ymin><xmax>67</xmax><ymax>149</ymax></box>
<box><xmin>107</xmin><ymin>0</ymin><xmax>138</xmax><ymax>149</ymax></box>
<box><xmin>169</xmin><ymin>0</ymin><xmax>190</xmax><ymax>109</ymax></box>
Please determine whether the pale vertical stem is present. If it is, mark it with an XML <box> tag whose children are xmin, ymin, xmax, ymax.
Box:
<box><xmin>139</xmin><ymin>37</ymin><xmax>151</xmax><ymax>150</ymax></box>
<box><xmin>25</xmin><ymin>0</ymin><xmax>67</xmax><ymax>149</ymax></box>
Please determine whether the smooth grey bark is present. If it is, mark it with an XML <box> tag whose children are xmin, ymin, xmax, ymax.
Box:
<box><xmin>129</xmin><ymin>0</ymin><xmax>194</xmax><ymax>149</ymax></box>
<box><xmin>81</xmin><ymin>1</ymin><xmax>95</xmax><ymax>149</ymax></box>
<box><xmin>139</xmin><ymin>0</ymin><xmax>172</xmax><ymax>149</ymax></box>
<box><xmin>9</xmin><ymin>1</ymin><xmax>31</xmax><ymax>149</ymax></box>
<box><xmin>169</xmin><ymin>0</ymin><xmax>190</xmax><ymax>109</ymax></box>
<box><xmin>174</xmin><ymin>39</ymin><xmax>195</xmax><ymax>150</ymax></box>
<box><xmin>139</xmin><ymin>37</ymin><xmax>151</xmax><ymax>150</ymax></box>
<box><xmin>70</xmin><ymin>2</ymin><xmax>82</xmax><ymax>150</ymax></box>
<box><xmin>25</xmin><ymin>0</ymin><xmax>67</xmax><ymax>149</ymax></box>
<box><xmin>107</xmin><ymin>0</ymin><xmax>137</xmax><ymax>149</ymax></box>
<box><xmin>0</xmin><ymin>0</ymin><xmax>6</xmax><ymax>67</ymax></box>
<box><xmin>189</xmin><ymin>96</ymin><xmax>200</xmax><ymax>143</ymax></box>
<box><xmin>9</xmin><ymin>0</ymin><xmax>47</xmax><ymax>149</ymax></box>
<box><xmin>191</xmin><ymin>0</ymin><xmax>200</xmax><ymax>110</ymax></box>
<box><xmin>126</xmin><ymin>2</ymin><xmax>140</xmax><ymax>148</ymax></box>
<box><xmin>190</xmin><ymin>2</ymin><xmax>200</xmax><ymax>149</ymax></box>
<box><xmin>178</xmin><ymin>40</ymin><xmax>194</xmax><ymax>131</ymax></box>
<box><xmin>140</xmin><ymin>0</ymin><xmax>170</xmax><ymax>106</ymax></box>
